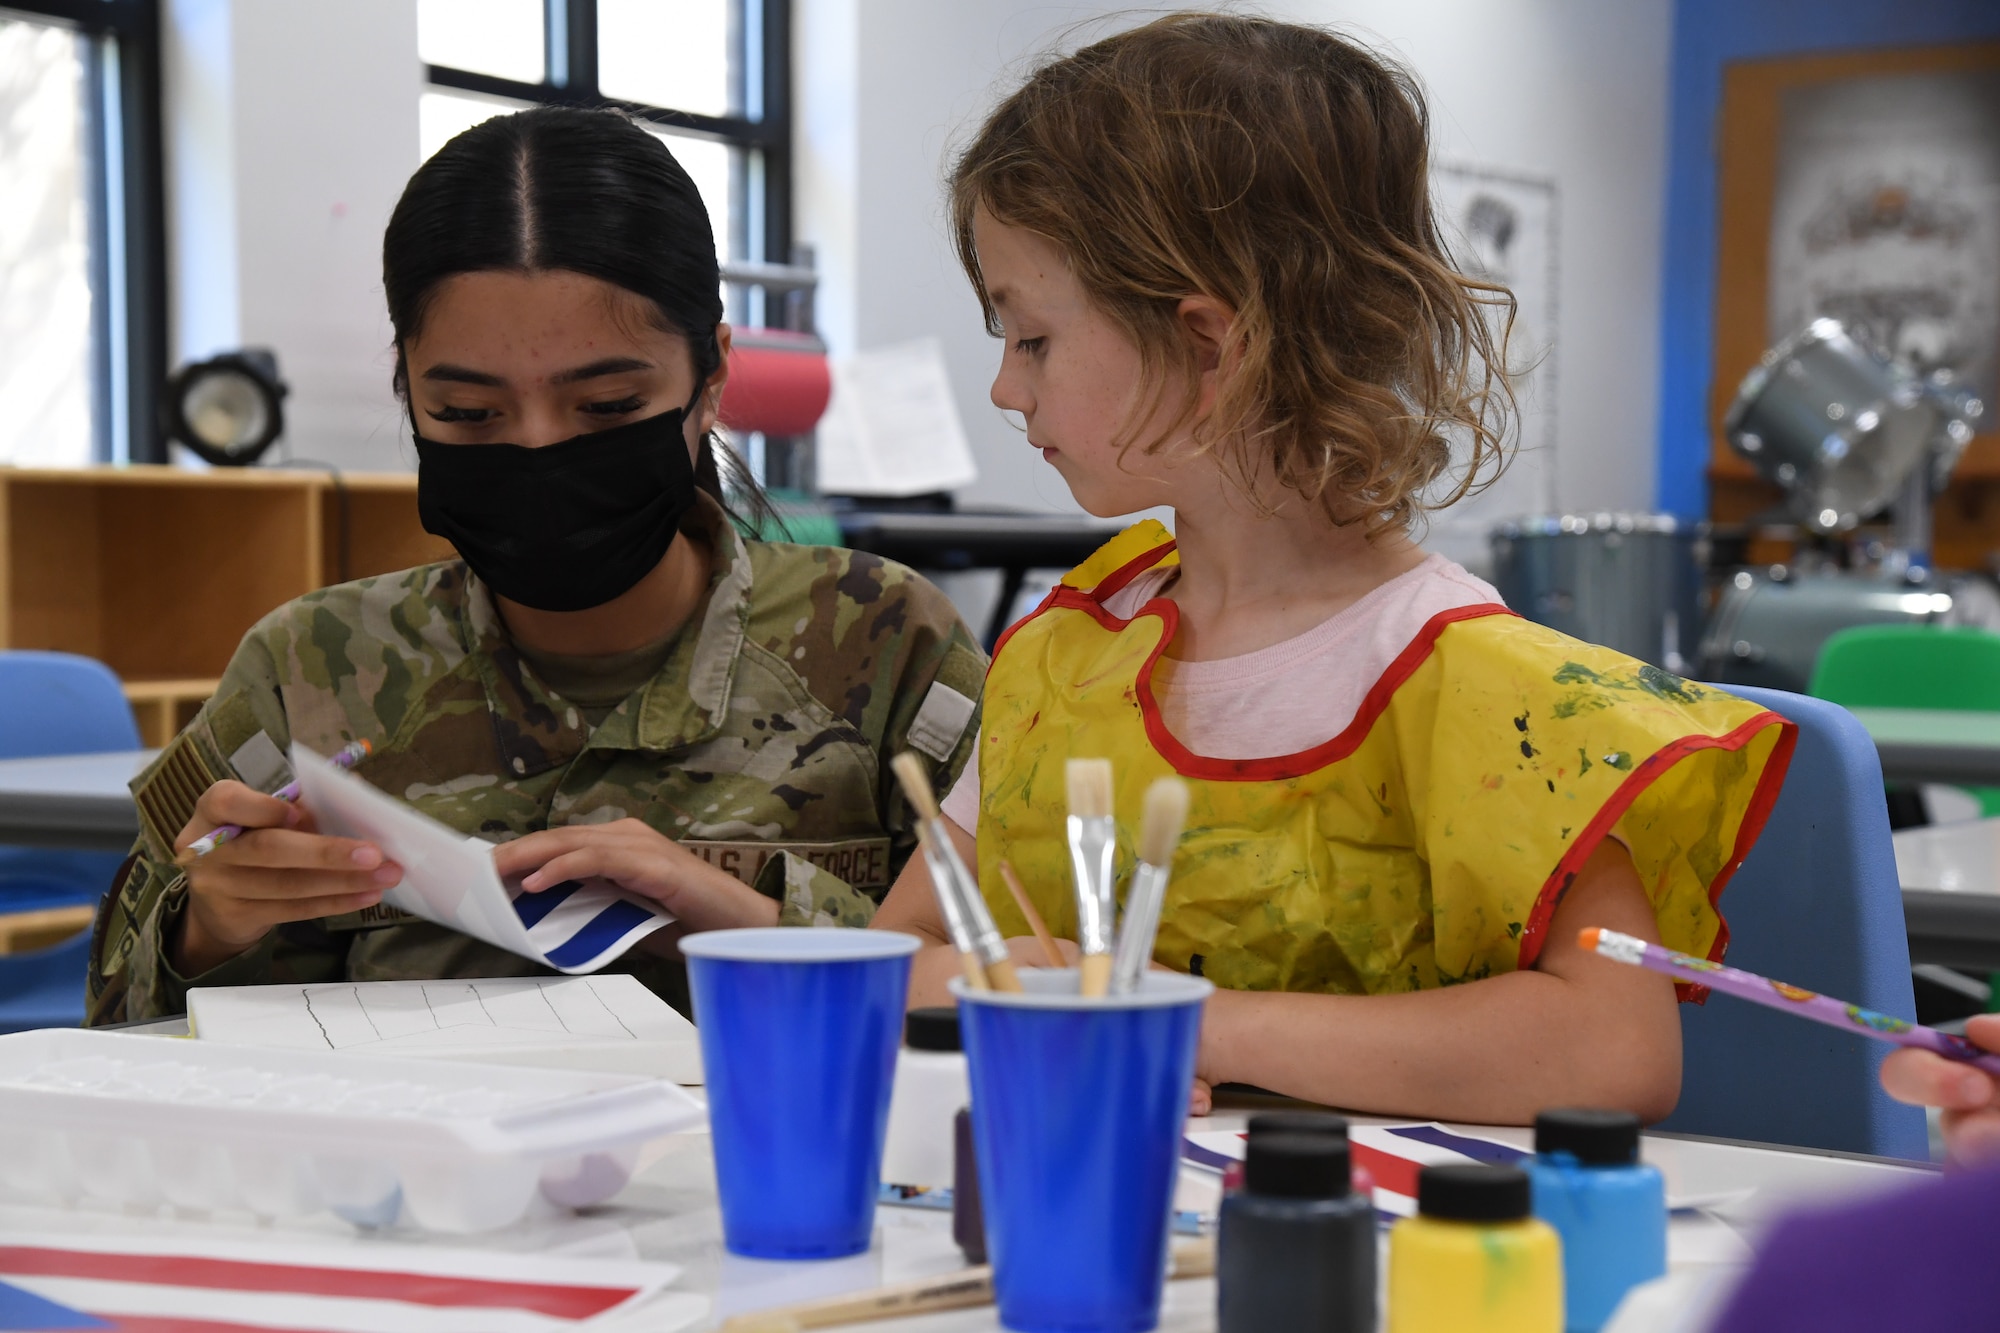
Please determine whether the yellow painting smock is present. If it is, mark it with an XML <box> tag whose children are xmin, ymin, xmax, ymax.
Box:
<box><xmin>974</xmin><ymin>523</ymin><xmax>1795</xmax><ymax>996</ymax></box>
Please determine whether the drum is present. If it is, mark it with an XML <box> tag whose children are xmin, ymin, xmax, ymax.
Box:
<box><xmin>1722</xmin><ymin>318</ymin><xmax>1981</xmax><ymax>535</ymax></box>
<box><xmin>1697</xmin><ymin>569</ymin><xmax>2000</xmax><ymax>694</ymax></box>
<box><xmin>1490</xmin><ymin>514</ymin><xmax>1705</xmax><ymax>671</ymax></box>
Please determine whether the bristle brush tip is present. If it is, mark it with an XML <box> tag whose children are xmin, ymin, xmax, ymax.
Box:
<box><xmin>1138</xmin><ymin>776</ymin><xmax>1191</xmax><ymax>866</ymax></box>
<box><xmin>1064</xmin><ymin>757</ymin><xmax>1115</xmax><ymax>818</ymax></box>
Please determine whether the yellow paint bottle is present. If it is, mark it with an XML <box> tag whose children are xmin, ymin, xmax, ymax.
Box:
<box><xmin>1389</xmin><ymin>1164</ymin><xmax>1563</xmax><ymax>1333</ymax></box>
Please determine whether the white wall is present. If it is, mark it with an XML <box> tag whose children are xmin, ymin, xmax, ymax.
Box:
<box><xmin>795</xmin><ymin>0</ymin><xmax>1675</xmax><ymax>545</ymax></box>
<box><xmin>797</xmin><ymin>1</ymin><xmax>1119</xmax><ymax>515</ymax></box>
<box><xmin>154</xmin><ymin>0</ymin><xmax>1670</xmax><ymax>514</ymax></box>
<box><xmin>165</xmin><ymin>0</ymin><xmax>421</xmax><ymax>473</ymax></box>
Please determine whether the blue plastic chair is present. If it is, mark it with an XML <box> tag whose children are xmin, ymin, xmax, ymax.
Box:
<box><xmin>0</xmin><ymin>652</ymin><xmax>143</xmax><ymax>1031</ymax></box>
<box><xmin>0</xmin><ymin>932</ymin><xmax>95</xmax><ymax>1035</ymax></box>
<box><xmin>1656</xmin><ymin>684</ymin><xmax>1928</xmax><ymax>1160</ymax></box>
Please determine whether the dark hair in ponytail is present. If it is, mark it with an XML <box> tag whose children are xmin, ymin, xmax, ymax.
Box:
<box><xmin>382</xmin><ymin>105</ymin><xmax>780</xmax><ymax>535</ymax></box>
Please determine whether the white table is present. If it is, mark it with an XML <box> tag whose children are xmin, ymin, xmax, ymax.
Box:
<box><xmin>0</xmin><ymin>749</ymin><xmax>154</xmax><ymax>851</ymax></box>
<box><xmin>1894</xmin><ymin>817</ymin><xmax>2000</xmax><ymax>970</ymax></box>
<box><xmin>0</xmin><ymin>1102</ymin><xmax>1932</xmax><ymax>1332</ymax></box>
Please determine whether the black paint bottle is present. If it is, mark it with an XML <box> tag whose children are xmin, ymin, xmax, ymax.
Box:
<box><xmin>1218</xmin><ymin>1131</ymin><xmax>1375</xmax><ymax>1333</ymax></box>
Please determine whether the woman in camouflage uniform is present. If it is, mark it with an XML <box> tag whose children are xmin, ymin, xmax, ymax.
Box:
<box><xmin>87</xmin><ymin>108</ymin><xmax>984</xmax><ymax>1023</ymax></box>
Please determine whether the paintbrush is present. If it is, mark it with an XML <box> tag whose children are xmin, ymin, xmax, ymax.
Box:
<box><xmin>1065</xmin><ymin>757</ymin><xmax>1118</xmax><ymax>997</ymax></box>
<box><xmin>890</xmin><ymin>752</ymin><xmax>1019</xmax><ymax>993</ymax></box>
<box><xmin>1110</xmin><ymin>777</ymin><xmax>1190</xmax><ymax>994</ymax></box>
<box><xmin>718</xmin><ymin>1238</ymin><xmax>1216</xmax><ymax>1331</ymax></box>
<box><xmin>998</xmin><ymin>858</ymin><xmax>1065</xmax><ymax>968</ymax></box>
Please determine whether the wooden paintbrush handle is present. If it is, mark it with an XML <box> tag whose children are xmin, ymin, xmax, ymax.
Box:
<box><xmin>999</xmin><ymin>859</ymin><xmax>1066</xmax><ymax>968</ymax></box>
<box><xmin>984</xmin><ymin>957</ymin><xmax>1023</xmax><ymax>992</ymax></box>
<box><xmin>1079</xmin><ymin>952</ymin><xmax>1113</xmax><ymax>998</ymax></box>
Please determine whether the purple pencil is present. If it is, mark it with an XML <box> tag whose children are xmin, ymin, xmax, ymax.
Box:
<box><xmin>1582</xmin><ymin>926</ymin><xmax>2000</xmax><ymax>1078</ymax></box>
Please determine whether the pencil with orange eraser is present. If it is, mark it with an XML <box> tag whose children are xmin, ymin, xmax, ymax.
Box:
<box><xmin>891</xmin><ymin>752</ymin><xmax>1020</xmax><ymax>993</ymax></box>
<box><xmin>1581</xmin><ymin>926</ymin><xmax>2000</xmax><ymax>1075</ymax></box>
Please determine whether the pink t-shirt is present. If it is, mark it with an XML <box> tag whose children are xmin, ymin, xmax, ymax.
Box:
<box><xmin>940</xmin><ymin>553</ymin><xmax>1505</xmax><ymax>828</ymax></box>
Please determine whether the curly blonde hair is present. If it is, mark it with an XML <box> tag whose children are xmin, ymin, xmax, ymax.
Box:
<box><xmin>949</xmin><ymin>13</ymin><xmax>1516</xmax><ymax>533</ymax></box>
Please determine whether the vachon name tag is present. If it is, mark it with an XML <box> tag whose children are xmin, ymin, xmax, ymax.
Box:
<box><xmin>682</xmin><ymin>837</ymin><xmax>894</xmax><ymax>891</ymax></box>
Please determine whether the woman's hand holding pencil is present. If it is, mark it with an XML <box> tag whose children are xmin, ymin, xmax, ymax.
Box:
<box><xmin>170</xmin><ymin>741</ymin><xmax>403</xmax><ymax>977</ymax></box>
<box><xmin>179</xmin><ymin>740</ymin><xmax>373</xmax><ymax>860</ymax></box>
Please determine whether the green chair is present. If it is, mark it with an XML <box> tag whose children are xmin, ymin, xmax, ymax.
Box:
<box><xmin>1809</xmin><ymin>624</ymin><xmax>2000</xmax><ymax>818</ymax></box>
<box><xmin>1811</xmin><ymin>624</ymin><xmax>2000</xmax><ymax>1016</ymax></box>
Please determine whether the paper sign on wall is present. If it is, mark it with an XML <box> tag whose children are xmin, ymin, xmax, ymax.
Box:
<box><xmin>815</xmin><ymin>337</ymin><xmax>980</xmax><ymax>496</ymax></box>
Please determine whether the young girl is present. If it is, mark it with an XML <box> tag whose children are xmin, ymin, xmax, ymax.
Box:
<box><xmin>89</xmin><ymin>108</ymin><xmax>983</xmax><ymax>1024</ymax></box>
<box><xmin>873</xmin><ymin>14</ymin><xmax>1792</xmax><ymax>1124</ymax></box>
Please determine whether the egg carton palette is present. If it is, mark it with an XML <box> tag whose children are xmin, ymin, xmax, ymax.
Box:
<box><xmin>0</xmin><ymin>1029</ymin><xmax>704</xmax><ymax>1233</ymax></box>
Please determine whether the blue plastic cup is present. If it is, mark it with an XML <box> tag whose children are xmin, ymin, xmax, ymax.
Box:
<box><xmin>683</xmin><ymin>927</ymin><xmax>921</xmax><ymax>1259</ymax></box>
<box><xmin>953</xmin><ymin>969</ymin><xmax>1212</xmax><ymax>1333</ymax></box>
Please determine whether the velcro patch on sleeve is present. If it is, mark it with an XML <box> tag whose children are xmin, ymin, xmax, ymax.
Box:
<box><xmin>229</xmin><ymin>731</ymin><xmax>292</xmax><ymax>794</ymax></box>
<box><xmin>132</xmin><ymin>734</ymin><xmax>228</xmax><ymax>863</ymax></box>
<box><xmin>906</xmin><ymin>681</ymin><xmax>976</xmax><ymax>764</ymax></box>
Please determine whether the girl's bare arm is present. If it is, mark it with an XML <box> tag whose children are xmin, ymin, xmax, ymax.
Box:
<box><xmin>1195</xmin><ymin>838</ymin><xmax>1681</xmax><ymax>1123</ymax></box>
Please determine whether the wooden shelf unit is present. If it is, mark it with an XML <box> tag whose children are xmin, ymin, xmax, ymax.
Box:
<box><xmin>0</xmin><ymin>904</ymin><xmax>94</xmax><ymax>955</ymax></box>
<box><xmin>0</xmin><ymin>466</ymin><xmax>455</xmax><ymax>746</ymax></box>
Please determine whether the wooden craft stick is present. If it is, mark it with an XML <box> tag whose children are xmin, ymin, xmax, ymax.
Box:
<box><xmin>998</xmin><ymin>859</ymin><xmax>1066</xmax><ymax>968</ymax></box>
<box><xmin>718</xmin><ymin>1239</ymin><xmax>1215</xmax><ymax>1331</ymax></box>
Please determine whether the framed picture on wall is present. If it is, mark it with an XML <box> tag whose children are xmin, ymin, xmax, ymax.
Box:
<box><xmin>1424</xmin><ymin>164</ymin><xmax>1559</xmax><ymax>572</ymax></box>
<box><xmin>1711</xmin><ymin>41</ymin><xmax>2000</xmax><ymax>568</ymax></box>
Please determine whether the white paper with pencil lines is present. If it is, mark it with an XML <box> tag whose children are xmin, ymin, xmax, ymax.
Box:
<box><xmin>187</xmin><ymin>974</ymin><xmax>696</xmax><ymax>1058</ymax></box>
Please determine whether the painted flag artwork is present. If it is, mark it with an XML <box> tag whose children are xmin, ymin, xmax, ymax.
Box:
<box><xmin>1183</xmin><ymin>1122</ymin><xmax>1745</xmax><ymax>1223</ymax></box>
<box><xmin>290</xmin><ymin>745</ymin><xmax>671</xmax><ymax>975</ymax></box>
<box><xmin>0</xmin><ymin>1235</ymin><xmax>702</xmax><ymax>1333</ymax></box>
<box><xmin>1183</xmin><ymin>1121</ymin><xmax>1533</xmax><ymax>1221</ymax></box>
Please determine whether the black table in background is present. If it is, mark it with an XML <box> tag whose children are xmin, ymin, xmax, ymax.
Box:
<box><xmin>836</xmin><ymin>509</ymin><xmax>1120</xmax><ymax>647</ymax></box>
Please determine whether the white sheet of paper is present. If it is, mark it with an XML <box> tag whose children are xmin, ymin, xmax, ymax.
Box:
<box><xmin>289</xmin><ymin>744</ymin><xmax>671</xmax><ymax>975</ymax></box>
<box><xmin>814</xmin><ymin>337</ymin><xmax>979</xmax><ymax>496</ymax></box>
<box><xmin>188</xmin><ymin>974</ymin><xmax>703</xmax><ymax>1084</ymax></box>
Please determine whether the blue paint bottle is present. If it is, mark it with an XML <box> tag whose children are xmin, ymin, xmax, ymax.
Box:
<box><xmin>1527</xmin><ymin>1108</ymin><xmax>1667</xmax><ymax>1333</ymax></box>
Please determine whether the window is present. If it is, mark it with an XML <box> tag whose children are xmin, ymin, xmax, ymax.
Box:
<box><xmin>417</xmin><ymin>0</ymin><xmax>789</xmax><ymax>292</ymax></box>
<box><xmin>0</xmin><ymin>1</ymin><xmax>165</xmax><ymax>465</ymax></box>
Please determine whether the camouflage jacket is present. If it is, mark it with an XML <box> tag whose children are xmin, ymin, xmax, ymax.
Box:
<box><xmin>87</xmin><ymin>494</ymin><xmax>984</xmax><ymax>1024</ymax></box>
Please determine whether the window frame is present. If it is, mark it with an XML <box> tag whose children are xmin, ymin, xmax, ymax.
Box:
<box><xmin>423</xmin><ymin>0</ymin><xmax>792</xmax><ymax>267</ymax></box>
<box><xmin>4</xmin><ymin>0</ymin><xmax>167</xmax><ymax>464</ymax></box>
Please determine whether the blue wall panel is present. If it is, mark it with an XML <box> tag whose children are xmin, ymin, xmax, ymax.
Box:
<box><xmin>1657</xmin><ymin>0</ymin><xmax>2000</xmax><ymax>519</ymax></box>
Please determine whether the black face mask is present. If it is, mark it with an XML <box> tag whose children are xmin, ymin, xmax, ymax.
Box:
<box><xmin>415</xmin><ymin>399</ymin><xmax>701</xmax><ymax>613</ymax></box>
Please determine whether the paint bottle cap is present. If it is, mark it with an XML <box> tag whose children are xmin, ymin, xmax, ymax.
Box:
<box><xmin>1534</xmin><ymin>1108</ymin><xmax>1641</xmax><ymax>1165</ymax></box>
<box><xmin>1417</xmin><ymin>1164</ymin><xmax>1531</xmax><ymax>1221</ymax></box>
<box><xmin>904</xmin><ymin>1006</ymin><xmax>962</xmax><ymax>1052</ymax></box>
<box><xmin>1247</xmin><ymin>1111</ymin><xmax>1349</xmax><ymax>1141</ymax></box>
<box><xmin>1244</xmin><ymin>1132</ymin><xmax>1351</xmax><ymax>1200</ymax></box>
